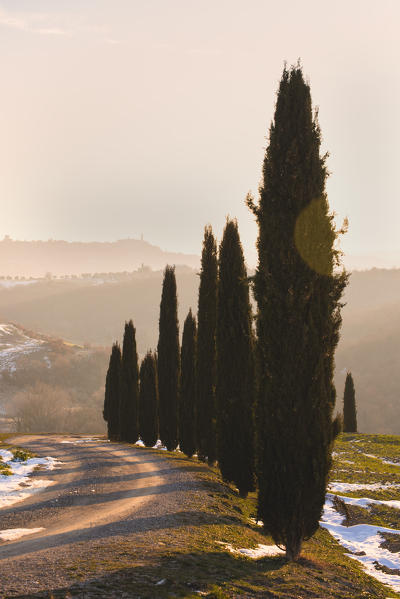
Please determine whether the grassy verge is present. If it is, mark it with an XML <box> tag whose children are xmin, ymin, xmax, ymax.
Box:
<box><xmin>52</xmin><ymin>444</ymin><xmax>400</xmax><ymax>599</ymax></box>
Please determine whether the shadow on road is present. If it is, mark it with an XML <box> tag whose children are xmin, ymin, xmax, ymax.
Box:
<box><xmin>0</xmin><ymin>508</ymin><xmax>244</xmax><ymax>561</ymax></box>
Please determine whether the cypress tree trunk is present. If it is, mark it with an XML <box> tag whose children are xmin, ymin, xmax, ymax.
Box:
<box><xmin>120</xmin><ymin>320</ymin><xmax>140</xmax><ymax>443</ymax></box>
<box><xmin>216</xmin><ymin>219</ymin><xmax>255</xmax><ymax>497</ymax></box>
<box><xmin>343</xmin><ymin>372</ymin><xmax>357</xmax><ymax>433</ymax></box>
<box><xmin>139</xmin><ymin>351</ymin><xmax>159</xmax><ymax>447</ymax></box>
<box><xmin>157</xmin><ymin>265</ymin><xmax>180</xmax><ymax>451</ymax></box>
<box><xmin>103</xmin><ymin>343</ymin><xmax>122</xmax><ymax>441</ymax></box>
<box><xmin>180</xmin><ymin>309</ymin><xmax>197</xmax><ymax>458</ymax></box>
<box><xmin>248</xmin><ymin>65</ymin><xmax>348</xmax><ymax>560</ymax></box>
<box><xmin>196</xmin><ymin>226</ymin><xmax>218</xmax><ymax>465</ymax></box>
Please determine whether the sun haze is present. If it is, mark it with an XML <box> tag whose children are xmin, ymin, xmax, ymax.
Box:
<box><xmin>0</xmin><ymin>0</ymin><xmax>398</xmax><ymax>267</ymax></box>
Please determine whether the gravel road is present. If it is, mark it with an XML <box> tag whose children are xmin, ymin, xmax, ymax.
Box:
<box><xmin>0</xmin><ymin>435</ymin><xmax>201</xmax><ymax>597</ymax></box>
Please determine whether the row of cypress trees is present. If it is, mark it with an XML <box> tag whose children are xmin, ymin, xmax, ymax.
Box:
<box><xmin>156</xmin><ymin>221</ymin><xmax>256</xmax><ymax>498</ymax></box>
<box><xmin>103</xmin><ymin>322</ymin><xmax>158</xmax><ymax>446</ymax></box>
<box><xmin>103</xmin><ymin>218</ymin><xmax>256</xmax><ymax>498</ymax></box>
<box><xmin>104</xmin><ymin>64</ymin><xmax>349</xmax><ymax>561</ymax></box>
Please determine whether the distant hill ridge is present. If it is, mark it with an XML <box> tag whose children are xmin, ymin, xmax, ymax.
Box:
<box><xmin>0</xmin><ymin>236</ymin><xmax>200</xmax><ymax>277</ymax></box>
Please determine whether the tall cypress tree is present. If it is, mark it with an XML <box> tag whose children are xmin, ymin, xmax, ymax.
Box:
<box><xmin>248</xmin><ymin>65</ymin><xmax>347</xmax><ymax>560</ymax></box>
<box><xmin>216</xmin><ymin>219</ymin><xmax>255</xmax><ymax>497</ymax></box>
<box><xmin>180</xmin><ymin>309</ymin><xmax>197</xmax><ymax>458</ymax></box>
<box><xmin>343</xmin><ymin>372</ymin><xmax>357</xmax><ymax>433</ymax></box>
<box><xmin>120</xmin><ymin>320</ymin><xmax>140</xmax><ymax>443</ymax></box>
<box><xmin>157</xmin><ymin>265</ymin><xmax>180</xmax><ymax>451</ymax></box>
<box><xmin>103</xmin><ymin>342</ymin><xmax>122</xmax><ymax>441</ymax></box>
<box><xmin>196</xmin><ymin>226</ymin><xmax>218</xmax><ymax>464</ymax></box>
<box><xmin>139</xmin><ymin>351</ymin><xmax>159</xmax><ymax>447</ymax></box>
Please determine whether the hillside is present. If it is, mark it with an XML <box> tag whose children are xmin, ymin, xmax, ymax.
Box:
<box><xmin>0</xmin><ymin>268</ymin><xmax>398</xmax><ymax>434</ymax></box>
<box><xmin>0</xmin><ymin>323</ymin><xmax>108</xmax><ymax>434</ymax></box>
<box><xmin>334</xmin><ymin>269</ymin><xmax>400</xmax><ymax>434</ymax></box>
<box><xmin>0</xmin><ymin>236</ymin><xmax>199</xmax><ymax>278</ymax></box>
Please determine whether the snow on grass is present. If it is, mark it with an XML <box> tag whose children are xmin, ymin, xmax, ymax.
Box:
<box><xmin>0</xmin><ymin>323</ymin><xmax>44</xmax><ymax>372</ymax></box>
<box><xmin>0</xmin><ymin>527</ymin><xmax>44</xmax><ymax>541</ymax></box>
<box><xmin>321</xmin><ymin>496</ymin><xmax>400</xmax><ymax>591</ymax></box>
<box><xmin>0</xmin><ymin>449</ymin><xmax>60</xmax><ymax>508</ymax></box>
<box><xmin>216</xmin><ymin>540</ymin><xmax>285</xmax><ymax>559</ymax></box>
<box><xmin>326</xmin><ymin>492</ymin><xmax>400</xmax><ymax>511</ymax></box>
<box><xmin>329</xmin><ymin>481</ymin><xmax>400</xmax><ymax>493</ymax></box>
<box><xmin>361</xmin><ymin>453</ymin><xmax>400</xmax><ymax>468</ymax></box>
<box><xmin>135</xmin><ymin>439</ymin><xmax>167</xmax><ymax>450</ymax></box>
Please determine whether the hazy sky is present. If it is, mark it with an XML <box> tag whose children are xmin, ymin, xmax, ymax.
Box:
<box><xmin>0</xmin><ymin>0</ymin><xmax>399</xmax><ymax>267</ymax></box>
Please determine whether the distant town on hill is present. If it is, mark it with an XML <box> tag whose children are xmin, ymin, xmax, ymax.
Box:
<box><xmin>0</xmin><ymin>236</ymin><xmax>200</xmax><ymax>278</ymax></box>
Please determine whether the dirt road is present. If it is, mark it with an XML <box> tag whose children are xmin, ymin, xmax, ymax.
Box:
<box><xmin>0</xmin><ymin>435</ymin><xmax>200</xmax><ymax>597</ymax></box>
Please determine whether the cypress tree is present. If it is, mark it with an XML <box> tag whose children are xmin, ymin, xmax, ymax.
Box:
<box><xmin>196</xmin><ymin>226</ymin><xmax>218</xmax><ymax>465</ymax></box>
<box><xmin>343</xmin><ymin>372</ymin><xmax>357</xmax><ymax>433</ymax></box>
<box><xmin>216</xmin><ymin>219</ymin><xmax>255</xmax><ymax>497</ymax></box>
<box><xmin>157</xmin><ymin>265</ymin><xmax>180</xmax><ymax>451</ymax></box>
<box><xmin>139</xmin><ymin>351</ymin><xmax>159</xmax><ymax>447</ymax></box>
<box><xmin>103</xmin><ymin>343</ymin><xmax>122</xmax><ymax>441</ymax></box>
<box><xmin>180</xmin><ymin>309</ymin><xmax>197</xmax><ymax>458</ymax></box>
<box><xmin>120</xmin><ymin>320</ymin><xmax>140</xmax><ymax>443</ymax></box>
<box><xmin>248</xmin><ymin>65</ymin><xmax>348</xmax><ymax>560</ymax></box>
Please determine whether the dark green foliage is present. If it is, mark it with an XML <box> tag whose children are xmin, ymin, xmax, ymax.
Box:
<box><xmin>216</xmin><ymin>219</ymin><xmax>255</xmax><ymax>497</ymax></box>
<box><xmin>180</xmin><ymin>309</ymin><xmax>197</xmax><ymax>457</ymax></box>
<box><xmin>103</xmin><ymin>343</ymin><xmax>122</xmax><ymax>441</ymax></box>
<box><xmin>120</xmin><ymin>320</ymin><xmax>140</xmax><ymax>443</ymax></box>
<box><xmin>249</xmin><ymin>65</ymin><xmax>348</xmax><ymax>560</ymax></box>
<box><xmin>157</xmin><ymin>265</ymin><xmax>180</xmax><ymax>451</ymax></box>
<box><xmin>196</xmin><ymin>226</ymin><xmax>218</xmax><ymax>465</ymax></box>
<box><xmin>343</xmin><ymin>372</ymin><xmax>357</xmax><ymax>433</ymax></box>
<box><xmin>139</xmin><ymin>351</ymin><xmax>158</xmax><ymax>447</ymax></box>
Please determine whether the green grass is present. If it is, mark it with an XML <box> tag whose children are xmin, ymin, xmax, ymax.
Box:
<box><xmin>53</xmin><ymin>439</ymin><xmax>400</xmax><ymax>598</ymax></box>
<box><xmin>0</xmin><ymin>456</ymin><xmax>12</xmax><ymax>476</ymax></box>
<box><xmin>0</xmin><ymin>434</ymin><xmax>35</xmax><ymax>471</ymax></box>
<box><xmin>11</xmin><ymin>447</ymin><xmax>34</xmax><ymax>461</ymax></box>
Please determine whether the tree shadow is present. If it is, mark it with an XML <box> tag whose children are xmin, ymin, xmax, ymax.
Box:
<box><xmin>0</xmin><ymin>509</ymin><xmax>245</xmax><ymax>561</ymax></box>
<box><xmin>9</xmin><ymin>548</ymin><xmax>288</xmax><ymax>598</ymax></box>
<box><xmin>0</xmin><ymin>479</ymin><xmax>203</xmax><ymax>525</ymax></box>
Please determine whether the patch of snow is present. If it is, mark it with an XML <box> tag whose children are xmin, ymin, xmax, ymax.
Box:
<box><xmin>362</xmin><ymin>453</ymin><xmax>400</xmax><ymax>467</ymax></box>
<box><xmin>153</xmin><ymin>440</ymin><xmax>167</xmax><ymax>450</ymax></box>
<box><xmin>0</xmin><ymin>527</ymin><xmax>44</xmax><ymax>541</ymax></box>
<box><xmin>249</xmin><ymin>517</ymin><xmax>263</xmax><ymax>527</ymax></box>
<box><xmin>329</xmin><ymin>481</ymin><xmax>400</xmax><ymax>493</ymax></box>
<box><xmin>382</xmin><ymin>459</ymin><xmax>400</xmax><ymax>467</ymax></box>
<box><xmin>0</xmin><ymin>451</ymin><xmax>61</xmax><ymax>509</ymax></box>
<box><xmin>216</xmin><ymin>540</ymin><xmax>285</xmax><ymax>558</ymax></box>
<box><xmin>0</xmin><ymin>449</ymin><xmax>13</xmax><ymax>462</ymax></box>
<box><xmin>327</xmin><ymin>492</ymin><xmax>400</xmax><ymax>512</ymax></box>
<box><xmin>364</xmin><ymin>453</ymin><xmax>382</xmax><ymax>460</ymax></box>
<box><xmin>0</xmin><ymin>280</ymin><xmax>37</xmax><ymax>289</ymax></box>
<box><xmin>60</xmin><ymin>438</ymin><xmax>97</xmax><ymax>444</ymax></box>
<box><xmin>0</xmin><ymin>325</ymin><xmax>13</xmax><ymax>335</ymax></box>
<box><xmin>321</xmin><ymin>496</ymin><xmax>400</xmax><ymax>591</ymax></box>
